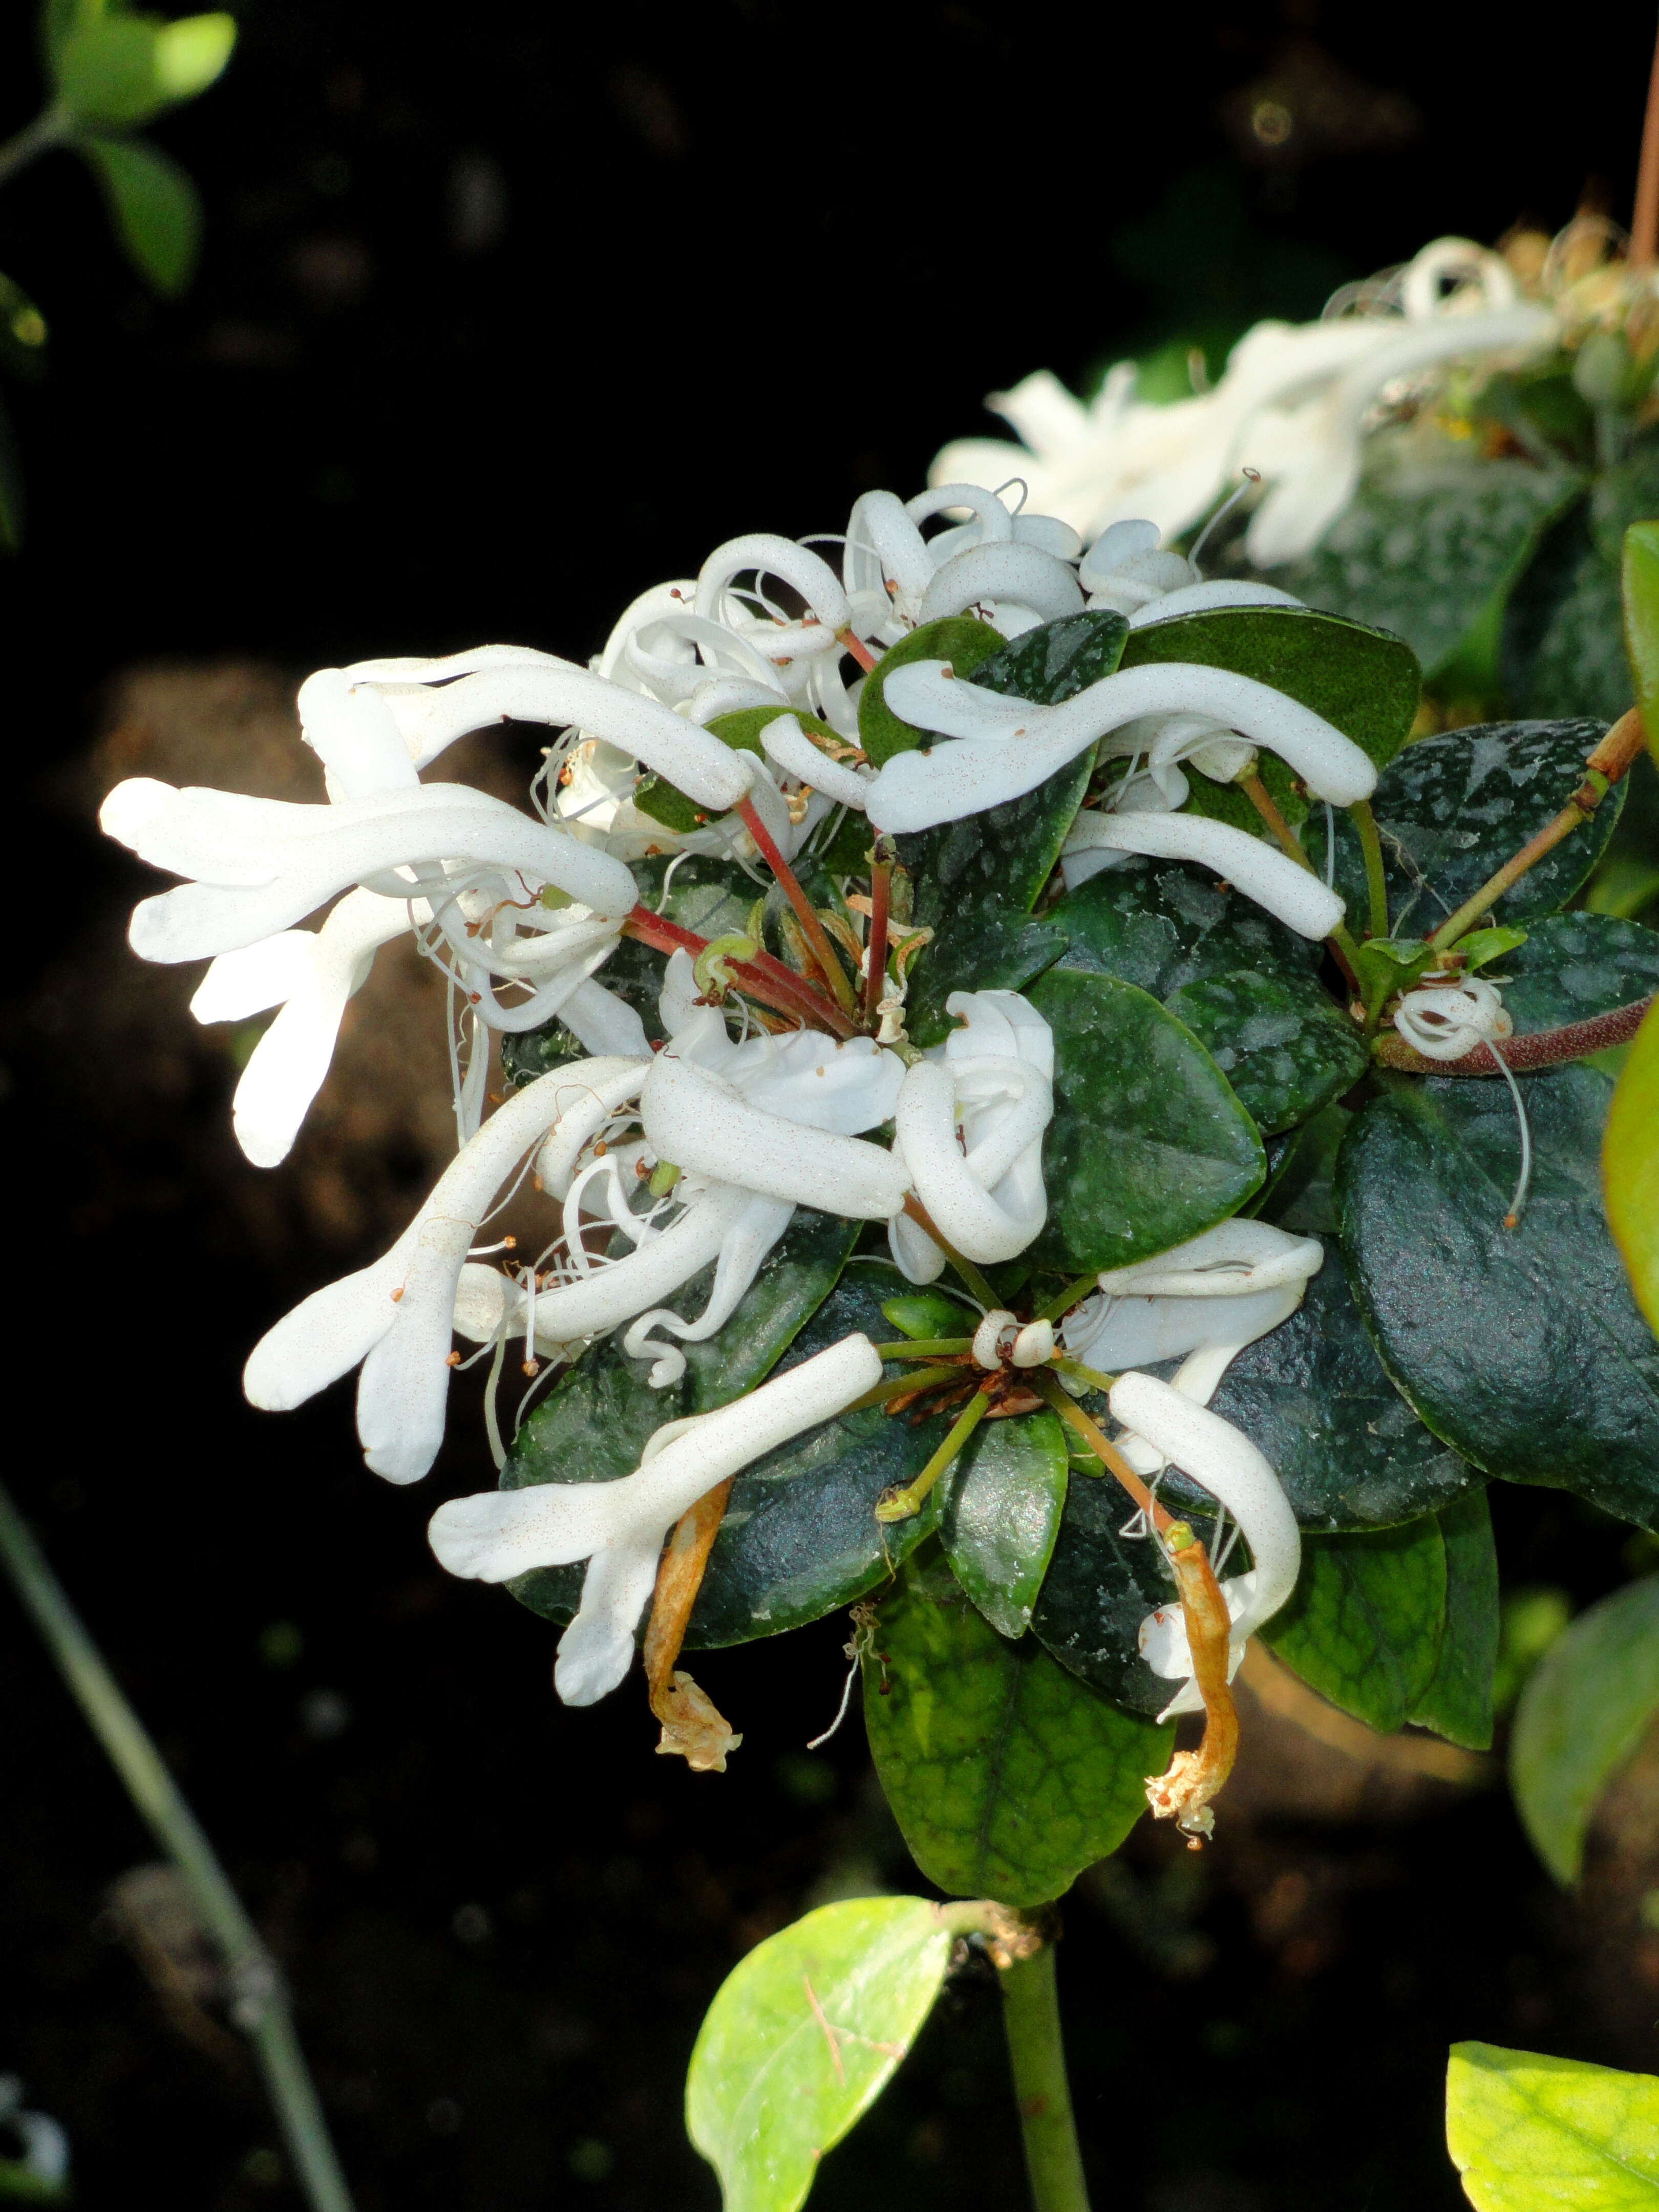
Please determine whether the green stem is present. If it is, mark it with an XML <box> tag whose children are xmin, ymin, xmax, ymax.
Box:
<box><xmin>0</xmin><ymin>1484</ymin><xmax>355</xmax><ymax>2212</ymax></box>
<box><xmin>0</xmin><ymin>107</ymin><xmax>67</xmax><ymax>191</ymax></box>
<box><xmin>1000</xmin><ymin>1945</ymin><xmax>1092</xmax><ymax>2212</ymax></box>
<box><xmin>1351</xmin><ymin>798</ymin><xmax>1389</xmax><ymax>940</ymax></box>
<box><xmin>871</xmin><ymin>1337</ymin><xmax>974</xmax><ymax>1359</ymax></box>
<box><xmin>1031</xmin><ymin>1273</ymin><xmax>1099</xmax><ymax>1326</ymax></box>
<box><xmin>1049</xmin><ymin>1355</ymin><xmax>1116</xmax><ymax>1394</ymax></box>
<box><xmin>900</xmin><ymin>1197</ymin><xmax>1000</xmax><ymax>1310</ymax></box>
<box><xmin>874</xmin><ymin>1385</ymin><xmax>993</xmax><ymax>1522</ymax></box>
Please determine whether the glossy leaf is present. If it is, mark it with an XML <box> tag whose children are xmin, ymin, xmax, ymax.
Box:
<box><xmin>1046</xmin><ymin>853</ymin><xmax>1318</xmax><ymax>998</ymax></box>
<box><xmin>1030</xmin><ymin>1466</ymin><xmax>1204</xmax><ymax>1715</ymax></box>
<box><xmin>859</xmin><ymin>616</ymin><xmax>1004</xmax><ymax>765</ymax></box>
<box><xmin>77</xmin><ymin>135</ymin><xmax>202</xmax><ymax>295</ymax></box>
<box><xmin>1164</xmin><ymin>967</ymin><xmax>1367</xmax><ymax>1133</ymax></box>
<box><xmin>1307</xmin><ymin>719</ymin><xmax>1626</xmax><ymax>940</ymax></box>
<box><xmin>1259</xmin><ymin>1514</ymin><xmax>1447</xmax><ymax>1732</ymax></box>
<box><xmin>1266</xmin><ymin>441</ymin><xmax>1581</xmax><ymax>682</ymax></box>
<box><xmin>904</xmin><ymin>911</ymin><xmax>1067</xmax><ymax>1052</ymax></box>
<box><xmin>687</xmin><ymin>1897</ymin><xmax>954</xmax><ymax>2212</ymax></box>
<box><xmin>939</xmin><ymin>1411</ymin><xmax>1068</xmax><ymax>1639</ymax></box>
<box><xmin>881</xmin><ymin>1291</ymin><xmax>977</xmax><ymax>1341</ymax></box>
<box><xmin>1448</xmin><ymin>2041</ymin><xmax>1659</xmax><ymax>2210</ymax></box>
<box><xmin>864</xmin><ymin>1552</ymin><xmax>1171</xmax><ymax>1904</ymax></box>
<box><xmin>1024</xmin><ymin>967</ymin><xmax>1264</xmax><ymax>1274</ymax></box>
<box><xmin>1186</xmin><ymin>1256</ymin><xmax>1482</xmax><ymax>1532</ymax></box>
<box><xmin>1606</xmin><ymin>999</ymin><xmax>1659</xmax><ymax>1338</ymax></box>
<box><xmin>1119</xmin><ymin>602</ymin><xmax>1421</xmax><ymax>770</ymax></box>
<box><xmin>1488</xmin><ymin>911</ymin><xmax>1659</xmax><ymax>1035</ymax></box>
<box><xmin>1408</xmin><ymin>1487</ymin><xmax>1499</xmax><ymax>1751</ymax></box>
<box><xmin>1509</xmin><ymin>1577</ymin><xmax>1659</xmax><ymax>1883</ymax></box>
<box><xmin>1337</xmin><ymin>1070</ymin><xmax>1659</xmax><ymax>1525</ymax></box>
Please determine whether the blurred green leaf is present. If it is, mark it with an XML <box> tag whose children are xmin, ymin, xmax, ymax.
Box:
<box><xmin>687</xmin><ymin>1897</ymin><xmax>954</xmax><ymax>2212</ymax></box>
<box><xmin>78</xmin><ymin>133</ymin><xmax>202</xmax><ymax>293</ymax></box>
<box><xmin>1493</xmin><ymin>1586</ymin><xmax>1571</xmax><ymax>1716</ymax></box>
<box><xmin>0</xmin><ymin>388</ymin><xmax>26</xmax><ymax>554</ymax></box>
<box><xmin>1448</xmin><ymin>2041</ymin><xmax>1659</xmax><ymax>2209</ymax></box>
<box><xmin>1624</xmin><ymin>519</ymin><xmax>1659</xmax><ymax>775</ymax></box>
<box><xmin>0</xmin><ymin>274</ymin><xmax>48</xmax><ymax>379</ymax></box>
<box><xmin>55</xmin><ymin>8</ymin><xmax>234</xmax><ymax>127</ymax></box>
<box><xmin>1606</xmin><ymin>999</ymin><xmax>1659</xmax><ymax>1339</ymax></box>
<box><xmin>1511</xmin><ymin>1577</ymin><xmax>1659</xmax><ymax>1883</ymax></box>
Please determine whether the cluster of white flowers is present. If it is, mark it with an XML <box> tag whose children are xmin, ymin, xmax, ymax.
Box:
<box><xmin>99</xmin><ymin>474</ymin><xmax>1359</xmax><ymax>1719</ymax></box>
<box><xmin>932</xmin><ymin>236</ymin><xmax>1558</xmax><ymax>566</ymax></box>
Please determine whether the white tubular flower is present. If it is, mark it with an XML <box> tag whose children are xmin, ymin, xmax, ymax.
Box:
<box><xmin>427</xmin><ymin>1333</ymin><xmax>884</xmax><ymax>1705</ymax></box>
<box><xmin>866</xmin><ymin>658</ymin><xmax>1374</xmax><ymax>836</ymax></box>
<box><xmin>296</xmin><ymin>669</ymin><xmax>421</xmax><ymax>798</ymax></box>
<box><xmin>1053</xmin><ymin>811</ymin><xmax>1347</xmax><ymax>941</ymax></box>
<box><xmin>1066</xmin><ymin>1220</ymin><xmax>1324</xmax><ymax>1395</ymax></box>
<box><xmin>845</xmin><ymin>485</ymin><xmax>1082</xmax><ymax>634</ymax></box>
<box><xmin>891</xmin><ymin>990</ymin><xmax>1054</xmax><ymax>1274</ymax></box>
<box><xmin>189</xmin><ymin>886</ymin><xmax>411</xmax><ymax>1167</ymax></box>
<box><xmin>759</xmin><ymin>713</ymin><xmax>869</xmax><ymax>812</ymax></box>
<box><xmin>695</xmin><ymin>532</ymin><xmax>854</xmax><ymax>658</ymax></box>
<box><xmin>101</xmin><ymin>777</ymin><xmax>638</xmax><ymax>961</ymax></box>
<box><xmin>244</xmin><ymin>1055</ymin><xmax>652</xmax><ymax>1481</ymax></box>
<box><xmin>1392</xmin><ymin>976</ymin><xmax>1513</xmax><ymax>1060</ymax></box>
<box><xmin>1108</xmin><ymin>1370</ymin><xmax>1301</xmax><ymax>1720</ymax></box>
<box><xmin>930</xmin><ymin>238</ymin><xmax>1556</xmax><ymax>562</ymax></box>
<box><xmin>1079</xmin><ymin>518</ymin><xmax>1303</xmax><ymax>627</ymax></box>
<box><xmin>917</xmin><ymin>541</ymin><xmax>1085</xmax><ymax>631</ymax></box>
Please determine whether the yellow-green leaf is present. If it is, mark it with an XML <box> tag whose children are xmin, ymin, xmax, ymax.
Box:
<box><xmin>686</xmin><ymin>1897</ymin><xmax>954</xmax><ymax>2212</ymax></box>
<box><xmin>78</xmin><ymin>135</ymin><xmax>202</xmax><ymax>294</ymax></box>
<box><xmin>1447</xmin><ymin>2040</ymin><xmax>1659</xmax><ymax>2209</ymax></box>
<box><xmin>1624</xmin><ymin>519</ymin><xmax>1659</xmax><ymax>774</ymax></box>
<box><xmin>1606</xmin><ymin>997</ymin><xmax>1659</xmax><ymax>1338</ymax></box>
<box><xmin>153</xmin><ymin>11</ymin><xmax>235</xmax><ymax>99</ymax></box>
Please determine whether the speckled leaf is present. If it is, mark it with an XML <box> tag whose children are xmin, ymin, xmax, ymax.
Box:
<box><xmin>1120</xmin><ymin>603</ymin><xmax>1421</xmax><ymax>768</ymax></box>
<box><xmin>904</xmin><ymin>911</ymin><xmax>1068</xmax><ymax>1052</ymax></box>
<box><xmin>1254</xmin><ymin>1102</ymin><xmax>1351</xmax><ymax>1237</ymax></box>
<box><xmin>1265</xmin><ymin>439</ymin><xmax>1581</xmax><ymax>680</ymax></box>
<box><xmin>1029</xmin><ymin>1468</ymin><xmax>1204</xmax><ymax>1715</ymax></box>
<box><xmin>1606</xmin><ymin>1000</ymin><xmax>1659</xmax><ymax>1339</ymax></box>
<box><xmin>864</xmin><ymin>1551</ymin><xmax>1171</xmax><ymax>1904</ymax></box>
<box><xmin>1502</xmin><ymin>496</ymin><xmax>1634</xmax><ymax>722</ymax></box>
<box><xmin>1408</xmin><ymin>1488</ymin><xmax>1498</xmax><ymax>1750</ymax></box>
<box><xmin>1336</xmin><ymin>1069</ymin><xmax>1659</xmax><ymax>1526</ymax></box>
<box><xmin>1260</xmin><ymin>1514</ymin><xmax>1447</xmax><ymax>1732</ymax></box>
<box><xmin>1625</xmin><ymin>519</ymin><xmax>1659</xmax><ymax>772</ymax></box>
<box><xmin>1510</xmin><ymin>1577</ymin><xmax>1659</xmax><ymax>1884</ymax></box>
<box><xmin>501</xmin><ymin>853</ymin><xmax>752</xmax><ymax>1083</ymax></box>
<box><xmin>687</xmin><ymin>1896</ymin><xmax>954</xmax><ymax>2212</ymax></box>
<box><xmin>1306</xmin><ymin>719</ymin><xmax>1625</xmax><ymax>941</ymax></box>
<box><xmin>1488</xmin><ymin>911</ymin><xmax>1659</xmax><ymax>1034</ymax></box>
<box><xmin>859</xmin><ymin>615</ymin><xmax>1004</xmax><ymax>765</ymax></box>
<box><xmin>1160</xmin><ymin>1256</ymin><xmax>1482</xmax><ymax>1532</ymax></box>
<box><xmin>1024</xmin><ymin>967</ymin><xmax>1265</xmax><ymax>1274</ymax></box>
<box><xmin>1448</xmin><ymin>2041</ymin><xmax>1659</xmax><ymax>2212</ymax></box>
<box><xmin>1046</xmin><ymin>854</ymin><xmax>1319</xmax><ymax>997</ymax></box>
<box><xmin>1164</xmin><ymin>968</ymin><xmax>1367</xmax><ymax>1133</ymax></box>
<box><xmin>940</xmin><ymin>1412</ymin><xmax>1068</xmax><ymax>1639</ymax></box>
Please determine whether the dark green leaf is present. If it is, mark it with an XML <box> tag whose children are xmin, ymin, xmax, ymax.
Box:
<box><xmin>903</xmin><ymin>911</ymin><xmax>1067</xmax><ymax>1051</ymax></box>
<box><xmin>1264</xmin><ymin>437</ymin><xmax>1581</xmax><ymax>680</ymax></box>
<box><xmin>864</xmin><ymin>1551</ymin><xmax>1171</xmax><ymax>1904</ymax></box>
<box><xmin>973</xmin><ymin>608</ymin><xmax>1131</xmax><ymax>705</ymax></box>
<box><xmin>1306</xmin><ymin>719</ymin><xmax>1626</xmax><ymax>939</ymax></box>
<box><xmin>939</xmin><ymin>1412</ymin><xmax>1068</xmax><ymax>1639</ymax></box>
<box><xmin>859</xmin><ymin>616</ymin><xmax>1004</xmax><ymax>765</ymax></box>
<box><xmin>1164</xmin><ymin>967</ymin><xmax>1367</xmax><ymax>1133</ymax></box>
<box><xmin>1336</xmin><ymin>1068</ymin><xmax>1659</xmax><ymax>1526</ymax></box>
<box><xmin>0</xmin><ymin>388</ymin><xmax>24</xmax><ymax>554</ymax></box>
<box><xmin>880</xmin><ymin>1291</ymin><xmax>977</xmax><ymax>1341</ymax></box>
<box><xmin>634</xmin><ymin>705</ymin><xmax>844</xmax><ymax>834</ymax></box>
<box><xmin>1252</xmin><ymin>1101</ymin><xmax>1351</xmax><ymax>1236</ymax></box>
<box><xmin>1484</xmin><ymin>911</ymin><xmax>1659</xmax><ymax>1034</ymax></box>
<box><xmin>1173</xmin><ymin>1255</ymin><xmax>1482</xmax><ymax>1532</ymax></box>
<box><xmin>1024</xmin><ymin>967</ymin><xmax>1264</xmax><ymax>1274</ymax></box>
<box><xmin>1501</xmin><ymin>440</ymin><xmax>1659</xmax><ymax>725</ymax></box>
<box><xmin>1260</xmin><ymin>1514</ymin><xmax>1447</xmax><ymax>1731</ymax></box>
<box><xmin>1030</xmin><ymin>1467</ymin><xmax>1206</xmax><ymax>1714</ymax></box>
<box><xmin>1046</xmin><ymin>853</ymin><xmax>1318</xmax><ymax>997</ymax></box>
<box><xmin>1119</xmin><ymin>603</ymin><xmax>1421</xmax><ymax>770</ymax></box>
<box><xmin>77</xmin><ymin>134</ymin><xmax>202</xmax><ymax>294</ymax></box>
<box><xmin>1409</xmin><ymin>1487</ymin><xmax>1498</xmax><ymax>1750</ymax></box>
<box><xmin>686</xmin><ymin>1896</ymin><xmax>956</xmax><ymax>2212</ymax></box>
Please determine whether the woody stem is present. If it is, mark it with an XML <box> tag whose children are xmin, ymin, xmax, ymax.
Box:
<box><xmin>735</xmin><ymin>798</ymin><xmax>860</xmax><ymax>1017</ymax></box>
<box><xmin>1428</xmin><ymin>712</ymin><xmax>1647</xmax><ymax>950</ymax></box>
<box><xmin>864</xmin><ymin>852</ymin><xmax>891</xmax><ymax>1028</ymax></box>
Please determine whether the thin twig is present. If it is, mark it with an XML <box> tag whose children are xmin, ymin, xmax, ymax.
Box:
<box><xmin>864</xmin><ymin>850</ymin><xmax>891</xmax><ymax>1029</ymax></box>
<box><xmin>0</xmin><ymin>1484</ymin><xmax>354</xmax><ymax>2212</ymax></box>
<box><xmin>734</xmin><ymin>798</ymin><xmax>859</xmax><ymax>1017</ymax></box>
<box><xmin>1635</xmin><ymin>16</ymin><xmax>1659</xmax><ymax>266</ymax></box>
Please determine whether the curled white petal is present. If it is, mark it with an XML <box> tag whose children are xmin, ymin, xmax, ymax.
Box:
<box><xmin>1095</xmin><ymin>1220</ymin><xmax>1325</xmax><ymax>1300</ymax></box>
<box><xmin>297</xmin><ymin>670</ymin><xmax>420</xmax><ymax>798</ymax></box>
<box><xmin>552</xmin><ymin>1533</ymin><xmax>668</xmax><ymax>1707</ymax></box>
<box><xmin>1126</xmin><ymin>580</ymin><xmax>1304</xmax><ymax>627</ymax></box>
<box><xmin>759</xmin><ymin>713</ymin><xmax>868</xmax><ymax>811</ymax></box>
<box><xmin>896</xmin><ymin>1056</ymin><xmax>1050</xmax><ymax>1263</ymax></box>
<box><xmin>918</xmin><ymin>542</ymin><xmax>1084</xmax><ymax>625</ymax></box>
<box><xmin>1393</xmin><ymin>977</ymin><xmax>1513</xmax><ymax>1060</ymax></box>
<box><xmin>695</xmin><ymin>533</ymin><xmax>852</xmax><ymax>639</ymax></box>
<box><xmin>621</xmin><ymin>1193</ymin><xmax>795</xmax><ymax>1388</ymax></box>
<box><xmin>1057</xmin><ymin>811</ymin><xmax>1345</xmax><ymax>940</ymax></box>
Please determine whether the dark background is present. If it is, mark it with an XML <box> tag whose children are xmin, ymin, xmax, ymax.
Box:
<box><xmin>5</xmin><ymin>4</ymin><xmax>1659</xmax><ymax>2208</ymax></box>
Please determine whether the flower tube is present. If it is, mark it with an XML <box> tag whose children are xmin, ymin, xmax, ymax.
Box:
<box><xmin>1059</xmin><ymin>811</ymin><xmax>1346</xmax><ymax>940</ymax></box>
<box><xmin>428</xmin><ymin>1333</ymin><xmax>884</xmax><ymax>1703</ymax></box>
<box><xmin>867</xmin><ymin>658</ymin><xmax>1375</xmax><ymax>834</ymax></box>
<box><xmin>1108</xmin><ymin>1370</ymin><xmax>1301</xmax><ymax>1719</ymax></box>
